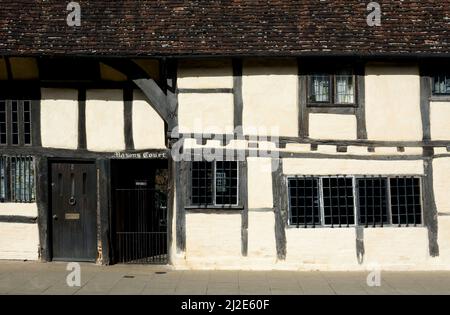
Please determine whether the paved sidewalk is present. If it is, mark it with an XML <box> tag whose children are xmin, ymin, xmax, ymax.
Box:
<box><xmin>0</xmin><ymin>261</ymin><xmax>450</xmax><ymax>295</ymax></box>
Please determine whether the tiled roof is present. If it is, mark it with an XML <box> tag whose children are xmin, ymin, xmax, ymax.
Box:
<box><xmin>0</xmin><ymin>0</ymin><xmax>449</xmax><ymax>57</ymax></box>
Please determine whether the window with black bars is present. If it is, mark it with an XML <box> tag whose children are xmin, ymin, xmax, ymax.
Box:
<box><xmin>215</xmin><ymin>161</ymin><xmax>238</xmax><ymax>205</ymax></box>
<box><xmin>288</xmin><ymin>177</ymin><xmax>320</xmax><ymax>227</ymax></box>
<box><xmin>433</xmin><ymin>74</ymin><xmax>450</xmax><ymax>95</ymax></box>
<box><xmin>357</xmin><ymin>177</ymin><xmax>389</xmax><ymax>227</ymax></box>
<box><xmin>390</xmin><ymin>177</ymin><xmax>422</xmax><ymax>226</ymax></box>
<box><xmin>0</xmin><ymin>156</ymin><xmax>35</xmax><ymax>203</ymax></box>
<box><xmin>191</xmin><ymin>161</ymin><xmax>239</xmax><ymax>207</ymax></box>
<box><xmin>287</xmin><ymin>175</ymin><xmax>422</xmax><ymax>228</ymax></box>
<box><xmin>0</xmin><ymin>101</ymin><xmax>6</xmax><ymax>144</ymax></box>
<box><xmin>191</xmin><ymin>161</ymin><xmax>213</xmax><ymax>206</ymax></box>
<box><xmin>322</xmin><ymin>177</ymin><xmax>355</xmax><ymax>227</ymax></box>
<box><xmin>0</xmin><ymin>100</ymin><xmax>33</xmax><ymax>146</ymax></box>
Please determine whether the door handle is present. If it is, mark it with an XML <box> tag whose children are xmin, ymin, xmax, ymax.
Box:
<box><xmin>53</xmin><ymin>215</ymin><xmax>58</xmax><ymax>221</ymax></box>
<box><xmin>69</xmin><ymin>196</ymin><xmax>76</xmax><ymax>206</ymax></box>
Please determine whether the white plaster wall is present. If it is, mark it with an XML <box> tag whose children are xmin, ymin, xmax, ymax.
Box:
<box><xmin>185</xmin><ymin>213</ymin><xmax>241</xmax><ymax>260</ymax></box>
<box><xmin>40</xmin><ymin>88</ymin><xmax>78</xmax><ymax>149</ymax></box>
<box><xmin>248</xmin><ymin>211</ymin><xmax>276</xmax><ymax>261</ymax></box>
<box><xmin>178</xmin><ymin>93</ymin><xmax>234</xmax><ymax>134</ymax></box>
<box><xmin>433</xmin><ymin>158</ymin><xmax>450</xmax><ymax>214</ymax></box>
<box><xmin>285</xmin><ymin>228</ymin><xmax>356</xmax><ymax>266</ymax></box>
<box><xmin>132</xmin><ymin>90</ymin><xmax>166</xmax><ymax>149</ymax></box>
<box><xmin>0</xmin><ymin>223</ymin><xmax>39</xmax><ymax>260</ymax></box>
<box><xmin>242</xmin><ymin>59</ymin><xmax>298</xmax><ymax>137</ymax></box>
<box><xmin>0</xmin><ymin>203</ymin><xmax>38</xmax><ymax>217</ymax></box>
<box><xmin>437</xmin><ymin>217</ymin><xmax>450</xmax><ymax>262</ymax></box>
<box><xmin>309</xmin><ymin>114</ymin><xmax>357</xmax><ymax>140</ymax></box>
<box><xmin>86</xmin><ymin>89</ymin><xmax>125</xmax><ymax>152</ymax></box>
<box><xmin>178</xmin><ymin>59</ymin><xmax>233</xmax><ymax>89</ymax></box>
<box><xmin>247</xmin><ymin>157</ymin><xmax>273</xmax><ymax>209</ymax></box>
<box><xmin>365</xmin><ymin>65</ymin><xmax>422</xmax><ymax>141</ymax></box>
<box><xmin>283</xmin><ymin>158</ymin><xmax>424</xmax><ymax>175</ymax></box>
<box><xmin>363</xmin><ymin>228</ymin><xmax>429</xmax><ymax>265</ymax></box>
<box><xmin>430</xmin><ymin>102</ymin><xmax>450</xmax><ymax>140</ymax></box>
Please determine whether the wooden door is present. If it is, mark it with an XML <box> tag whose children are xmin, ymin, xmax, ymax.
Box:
<box><xmin>51</xmin><ymin>162</ymin><xmax>97</xmax><ymax>262</ymax></box>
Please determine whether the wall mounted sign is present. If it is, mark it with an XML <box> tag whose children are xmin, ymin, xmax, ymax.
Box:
<box><xmin>113</xmin><ymin>151</ymin><xmax>168</xmax><ymax>159</ymax></box>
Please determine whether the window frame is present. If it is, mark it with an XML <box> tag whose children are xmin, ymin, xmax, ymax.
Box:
<box><xmin>287</xmin><ymin>176</ymin><xmax>321</xmax><ymax>227</ymax></box>
<box><xmin>0</xmin><ymin>155</ymin><xmax>36</xmax><ymax>203</ymax></box>
<box><xmin>432</xmin><ymin>73</ymin><xmax>450</xmax><ymax>96</ymax></box>
<box><xmin>190</xmin><ymin>160</ymin><xmax>240</xmax><ymax>208</ymax></box>
<box><xmin>287</xmin><ymin>175</ymin><xmax>424</xmax><ymax>229</ymax></box>
<box><xmin>0</xmin><ymin>99</ymin><xmax>33</xmax><ymax>146</ymax></box>
<box><xmin>307</xmin><ymin>67</ymin><xmax>358</xmax><ymax>107</ymax></box>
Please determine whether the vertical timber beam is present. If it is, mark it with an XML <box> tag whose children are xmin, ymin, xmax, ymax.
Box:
<box><xmin>31</xmin><ymin>87</ymin><xmax>42</xmax><ymax>147</ymax></box>
<box><xmin>356</xmin><ymin>65</ymin><xmax>368</xmax><ymax>139</ymax></box>
<box><xmin>233</xmin><ymin>58</ymin><xmax>243</xmax><ymax>131</ymax></box>
<box><xmin>123</xmin><ymin>87</ymin><xmax>134</xmax><ymax>150</ymax></box>
<box><xmin>423</xmin><ymin>156</ymin><xmax>439</xmax><ymax>257</ymax></box>
<box><xmin>36</xmin><ymin>156</ymin><xmax>50</xmax><ymax>261</ymax></box>
<box><xmin>167</xmin><ymin>151</ymin><xmax>175</xmax><ymax>264</ymax></box>
<box><xmin>240</xmin><ymin>160</ymin><xmax>248</xmax><ymax>257</ymax></box>
<box><xmin>272</xmin><ymin>159</ymin><xmax>287</xmax><ymax>260</ymax></box>
<box><xmin>78</xmin><ymin>88</ymin><xmax>87</xmax><ymax>150</ymax></box>
<box><xmin>298</xmin><ymin>61</ymin><xmax>309</xmax><ymax>139</ymax></box>
<box><xmin>162</xmin><ymin>58</ymin><xmax>178</xmax><ymax>137</ymax></box>
<box><xmin>97</xmin><ymin>159</ymin><xmax>111</xmax><ymax>265</ymax></box>
<box><xmin>420</xmin><ymin>71</ymin><xmax>439</xmax><ymax>256</ymax></box>
<box><xmin>175</xmin><ymin>160</ymin><xmax>188</xmax><ymax>253</ymax></box>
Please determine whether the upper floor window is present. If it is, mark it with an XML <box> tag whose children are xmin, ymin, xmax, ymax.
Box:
<box><xmin>432</xmin><ymin>73</ymin><xmax>450</xmax><ymax>95</ymax></box>
<box><xmin>191</xmin><ymin>161</ymin><xmax>239</xmax><ymax>207</ymax></box>
<box><xmin>0</xmin><ymin>155</ymin><xmax>35</xmax><ymax>203</ymax></box>
<box><xmin>0</xmin><ymin>100</ymin><xmax>32</xmax><ymax>146</ymax></box>
<box><xmin>308</xmin><ymin>68</ymin><xmax>356</xmax><ymax>106</ymax></box>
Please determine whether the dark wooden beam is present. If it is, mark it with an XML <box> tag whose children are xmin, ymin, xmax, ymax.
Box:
<box><xmin>31</xmin><ymin>98</ymin><xmax>42</xmax><ymax>147</ymax></box>
<box><xmin>178</xmin><ymin>88</ymin><xmax>233</xmax><ymax>94</ymax></box>
<box><xmin>423</xmin><ymin>155</ymin><xmax>439</xmax><ymax>257</ymax></box>
<box><xmin>77</xmin><ymin>88</ymin><xmax>87</xmax><ymax>150</ymax></box>
<box><xmin>240</xmin><ymin>160</ymin><xmax>248</xmax><ymax>257</ymax></box>
<box><xmin>134</xmin><ymin>78</ymin><xmax>177</xmax><ymax>131</ymax></box>
<box><xmin>420</xmin><ymin>75</ymin><xmax>432</xmax><ymax>141</ymax></box>
<box><xmin>356</xmin><ymin>70</ymin><xmax>368</xmax><ymax>139</ymax></box>
<box><xmin>101</xmin><ymin>59</ymin><xmax>177</xmax><ymax>132</ymax></box>
<box><xmin>0</xmin><ymin>215</ymin><xmax>37</xmax><ymax>224</ymax></box>
<box><xmin>233</xmin><ymin>59</ymin><xmax>243</xmax><ymax>130</ymax></box>
<box><xmin>272</xmin><ymin>159</ymin><xmax>287</xmax><ymax>260</ymax></box>
<box><xmin>166</xmin><ymin>152</ymin><xmax>176</xmax><ymax>264</ymax></box>
<box><xmin>175</xmin><ymin>161</ymin><xmax>188</xmax><ymax>253</ymax></box>
<box><xmin>123</xmin><ymin>87</ymin><xmax>134</xmax><ymax>151</ymax></box>
<box><xmin>36</xmin><ymin>156</ymin><xmax>51</xmax><ymax>262</ymax></box>
<box><xmin>97</xmin><ymin>159</ymin><xmax>112</xmax><ymax>265</ymax></box>
<box><xmin>298</xmin><ymin>62</ymin><xmax>309</xmax><ymax>138</ymax></box>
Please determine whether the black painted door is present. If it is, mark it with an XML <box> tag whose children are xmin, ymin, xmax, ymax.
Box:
<box><xmin>51</xmin><ymin>162</ymin><xmax>97</xmax><ymax>262</ymax></box>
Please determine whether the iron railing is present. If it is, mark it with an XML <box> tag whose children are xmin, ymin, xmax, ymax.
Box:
<box><xmin>114</xmin><ymin>188</ymin><xmax>167</xmax><ymax>264</ymax></box>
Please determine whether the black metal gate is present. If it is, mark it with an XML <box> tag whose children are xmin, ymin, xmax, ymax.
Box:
<box><xmin>114</xmin><ymin>188</ymin><xmax>167</xmax><ymax>264</ymax></box>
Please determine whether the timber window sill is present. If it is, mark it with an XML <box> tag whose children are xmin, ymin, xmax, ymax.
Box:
<box><xmin>306</xmin><ymin>103</ymin><xmax>358</xmax><ymax>108</ymax></box>
<box><xmin>430</xmin><ymin>95</ymin><xmax>450</xmax><ymax>102</ymax></box>
<box><xmin>185</xmin><ymin>205</ymin><xmax>244</xmax><ymax>211</ymax></box>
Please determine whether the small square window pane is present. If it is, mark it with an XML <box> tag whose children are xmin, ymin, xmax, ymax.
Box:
<box><xmin>309</xmin><ymin>74</ymin><xmax>331</xmax><ymax>102</ymax></box>
<box><xmin>433</xmin><ymin>74</ymin><xmax>450</xmax><ymax>95</ymax></box>
<box><xmin>335</xmin><ymin>70</ymin><xmax>355</xmax><ymax>104</ymax></box>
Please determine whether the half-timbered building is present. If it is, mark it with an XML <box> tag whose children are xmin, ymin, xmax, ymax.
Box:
<box><xmin>0</xmin><ymin>1</ymin><xmax>449</xmax><ymax>270</ymax></box>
